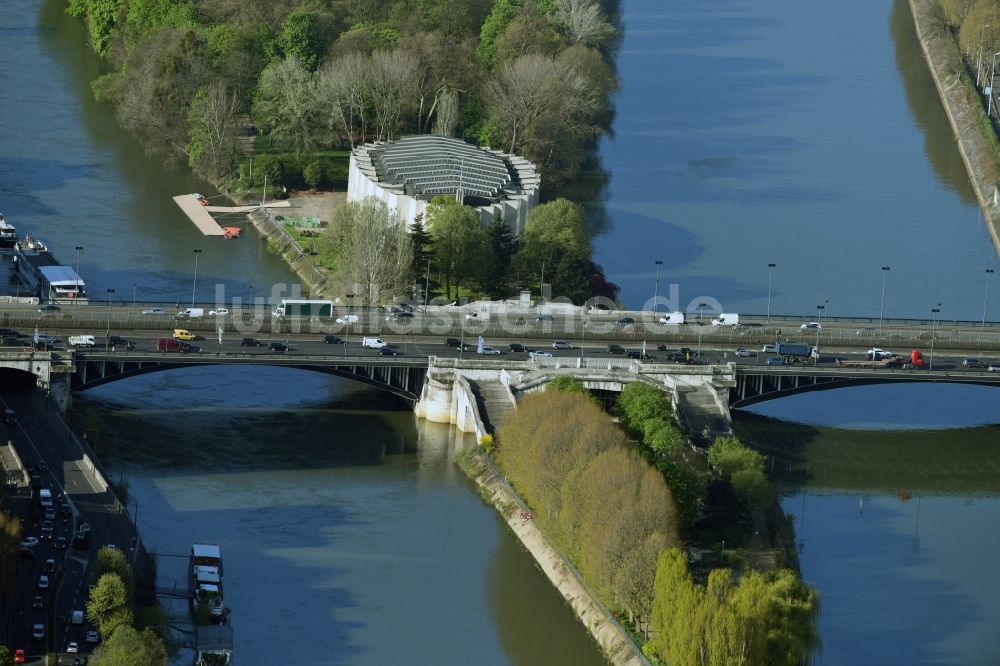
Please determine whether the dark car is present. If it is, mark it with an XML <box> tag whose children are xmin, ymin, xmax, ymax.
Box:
<box><xmin>390</xmin><ymin>312</ymin><xmax>415</xmax><ymax>320</ymax></box>
<box><xmin>963</xmin><ymin>357</ymin><xmax>986</xmax><ymax>368</ymax></box>
<box><xmin>38</xmin><ymin>304</ymin><xmax>61</xmax><ymax>314</ymax></box>
<box><xmin>536</xmin><ymin>314</ymin><xmax>554</xmax><ymax>322</ymax></box>
<box><xmin>42</xmin><ymin>558</ymin><xmax>56</xmax><ymax>574</ymax></box>
<box><xmin>508</xmin><ymin>343</ymin><xmax>527</xmax><ymax>353</ymax></box>
<box><xmin>377</xmin><ymin>346</ymin><xmax>400</xmax><ymax>356</ymax></box>
<box><xmin>617</xmin><ymin>317</ymin><xmax>635</xmax><ymax>325</ymax></box>
<box><xmin>105</xmin><ymin>335</ymin><xmax>135</xmax><ymax>350</ymax></box>
<box><xmin>240</xmin><ymin>337</ymin><xmax>264</xmax><ymax>347</ymax></box>
<box><xmin>269</xmin><ymin>342</ymin><xmax>288</xmax><ymax>352</ymax></box>
<box><xmin>0</xmin><ymin>327</ymin><xmax>19</xmax><ymax>337</ymax></box>
<box><xmin>20</xmin><ymin>547</ymin><xmax>33</xmax><ymax>559</ymax></box>
<box><xmin>656</xmin><ymin>344</ymin><xmax>669</xmax><ymax>352</ymax></box>
<box><xmin>32</xmin><ymin>595</ymin><xmax>43</xmax><ymax>609</ymax></box>
<box><xmin>445</xmin><ymin>337</ymin><xmax>462</xmax><ymax>347</ymax></box>
<box><xmin>30</xmin><ymin>475</ymin><xmax>41</xmax><ymax>489</ymax></box>
<box><xmin>54</xmin><ymin>536</ymin><xmax>67</xmax><ymax>550</ymax></box>
<box><xmin>36</xmin><ymin>461</ymin><xmax>48</xmax><ymax>473</ymax></box>
<box><xmin>323</xmin><ymin>335</ymin><xmax>343</xmax><ymax>344</ymax></box>
<box><xmin>626</xmin><ymin>350</ymin><xmax>653</xmax><ymax>360</ymax></box>
<box><xmin>1</xmin><ymin>335</ymin><xmax>21</xmax><ymax>346</ymax></box>
<box><xmin>608</xmin><ymin>344</ymin><xmax>626</xmax><ymax>354</ymax></box>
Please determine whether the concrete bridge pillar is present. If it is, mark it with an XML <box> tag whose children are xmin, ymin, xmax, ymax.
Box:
<box><xmin>414</xmin><ymin>370</ymin><xmax>455</xmax><ymax>424</ymax></box>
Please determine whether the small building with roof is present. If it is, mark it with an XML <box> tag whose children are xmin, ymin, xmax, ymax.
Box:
<box><xmin>347</xmin><ymin>135</ymin><xmax>540</xmax><ymax>233</ymax></box>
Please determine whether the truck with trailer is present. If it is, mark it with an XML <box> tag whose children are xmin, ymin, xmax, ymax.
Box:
<box><xmin>836</xmin><ymin>350</ymin><xmax>925</xmax><ymax>369</ymax></box>
<box><xmin>712</xmin><ymin>313</ymin><xmax>739</xmax><ymax>326</ymax></box>
<box><xmin>272</xmin><ymin>299</ymin><xmax>334</xmax><ymax>318</ymax></box>
<box><xmin>774</xmin><ymin>341</ymin><xmax>819</xmax><ymax>363</ymax></box>
<box><xmin>68</xmin><ymin>335</ymin><xmax>96</xmax><ymax>348</ymax></box>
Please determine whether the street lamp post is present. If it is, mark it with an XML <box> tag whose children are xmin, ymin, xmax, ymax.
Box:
<box><xmin>105</xmin><ymin>288</ymin><xmax>116</xmax><ymax>350</ymax></box>
<box><xmin>878</xmin><ymin>266</ymin><xmax>890</xmax><ymax>330</ymax></box>
<box><xmin>989</xmin><ymin>52</ymin><xmax>1000</xmax><ymax>116</ymax></box>
<box><xmin>930</xmin><ymin>306</ymin><xmax>941</xmax><ymax>370</ymax></box>
<box><xmin>131</xmin><ymin>283</ymin><xmax>137</xmax><ymax>312</ymax></box>
<box><xmin>344</xmin><ymin>293</ymin><xmax>355</xmax><ymax>356</ymax></box>
<box><xmin>983</xmin><ymin>269</ymin><xmax>994</xmax><ymax>329</ymax></box>
<box><xmin>191</xmin><ymin>249</ymin><xmax>202</xmax><ymax>309</ymax></box>
<box><xmin>424</xmin><ymin>260</ymin><xmax>432</xmax><ymax>308</ymax></box>
<box><xmin>696</xmin><ymin>302</ymin><xmax>708</xmax><ymax>361</ymax></box>
<box><xmin>815</xmin><ymin>305</ymin><xmax>824</xmax><ymax>360</ymax></box>
<box><xmin>766</xmin><ymin>263</ymin><xmax>776</xmax><ymax>324</ymax></box>
<box><xmin>74</xmin><ymin>246</ymin><xmax>84</xmax><ymax>305</ymax></box>
<box><xmin>653</xmin><ymin>260</ymin><xmax>663</xmax><ymax>312</ymax></box>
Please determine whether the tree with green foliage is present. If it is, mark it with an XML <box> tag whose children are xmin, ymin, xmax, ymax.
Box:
<box><xmin>95</xmin><ymin>546</ymin><xmax>132</xmax><ymax>590</ymax></box>
<box><xmin>476</xmin><ymin>0</ymin><xmax>524</xmax><ymax>66</ymax></box>
<box><xmin>252</xmin><ymin>57</ymin><xmax>323</xmax><ymax>155</ymax></box>
<box><xmin>615</xmin><ymin>382</ymin><xmax>672</xmax><ymax>436</ymax></box>
<box><xmin>958</xmin><ymin>0</ymin><xmax>1000</xmax><ymax>59</ymax></box>
<box><xmin>514</xmin><ymin>197</ymin><xmax>591</xmax><ymax>296</ymax></box>
<box><xmin>316</xmin><ymin>197</ymin><xmax>413</xmax><ymax>306</ymax></box>
<box><xmin>546</xmin><ymin>375</ymin><xmax>590</xmax><ymax>396</ymax></box>
<box><xmin>278</xmin><ymin>9</ymin><xmax>325</xmax><ymax>71</ymax></box>
<box><xmin>90</xmin><ymin>625</ymin><xmax>169</xmax><ymax>666</ymax></box>
<box><xmin>87</xmin><ymin>573</ymin><xmax>133</xmax><ymax>637</ymax></box>
<box><xmin>492</xmin><ymin>2</ymin><xmax>565</xmax><ymax>66</ymax></box>
<box><xmin>186</xmin><ymin>82</ymin><xmax>242</xmax><ymax>179</ymax></box>
<box><xmin>409</xmin><ymin>216</ymin><xmax>435</xmax><ymax>288</ymax></box>
<box><xmin>707</xmin><ymin>436</ymin><xmax>766</xmax><ymax>477</ymax></box>
<box><xmin>480</xmin><ymin>215</ymin><xmax>516</xmax><ymax>297</ymax></box>
<box><xmin>123</xmin><ymin>0</ymin><xmax>196</xmax><ymax>51</ymax></box>
<box><xmin>425</xmin><ymin>197</ymin><xmax>486</xmax><ymax>299</ymax></box>
<box><xmin>67</xmin><ymin>0</ymin><xmax>123</xmax><ymax>56</ymax></box>
<box><xmin>649</xmin><ymin>548</ymin><xmax>820</xmax><ymax>666</ymax></box>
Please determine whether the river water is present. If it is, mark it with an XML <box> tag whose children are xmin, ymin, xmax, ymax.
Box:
<box><xmin>5</xmin><ymin>0</ymin><xmax>1000</xmax><ymax>663</ymax></box>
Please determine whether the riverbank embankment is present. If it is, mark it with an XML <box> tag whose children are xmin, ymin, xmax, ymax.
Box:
<box><xmin>909</xmin><ymin>0</ymin><xmax>1000</xmax><ymax>252</ymax></box>
<box><xmin>456</xmin><ymin>448</ymin><xmax>648</xmax><ymax>666</ymax></box>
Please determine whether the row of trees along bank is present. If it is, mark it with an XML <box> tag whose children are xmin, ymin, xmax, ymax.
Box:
<box><xmin>316</xmin><ymin>196</ymin><xmax>618</xmax><ymax>305</ymax></box>
<box><xmin>493</xmin><ymin>379</ymin><xmax>819</xmax><ymax>665</ymax></box>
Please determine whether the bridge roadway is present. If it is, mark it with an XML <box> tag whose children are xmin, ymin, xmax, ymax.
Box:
<box><xmin>2</xmin><ymin>301</ymin><xmax>999</xmax><ymax>356</ymax></box>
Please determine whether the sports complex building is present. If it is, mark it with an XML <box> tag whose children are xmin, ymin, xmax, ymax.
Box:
<box><xmin>347</xmin><ymin>135</ymin><xmax>540</xmax><ymax>233</ymax></box>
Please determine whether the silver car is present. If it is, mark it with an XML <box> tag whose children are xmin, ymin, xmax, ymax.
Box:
<box><xmin>552</xmin><ymin>340</ymin><xmax>574</xmax><ymax>350</ymax></box>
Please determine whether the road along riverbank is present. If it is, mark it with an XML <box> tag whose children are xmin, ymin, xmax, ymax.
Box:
<box><xmin>909</xmin><ymin>0</ymin><xmax>1000</xmax><ymax>252</ymax></box>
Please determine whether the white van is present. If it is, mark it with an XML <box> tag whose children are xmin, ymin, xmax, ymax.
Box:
<box><xmin>362</xmin><ymin>337</ymin><xmax>386</xmax><ymax>349</ymax></box>
<box><xmin>68</xmin><ymin>335</ymin><xmax>96</xmax><ymax>348</ymax></box>
<box><xmin>38</xmin><ymin>488</ymin><xmax>53</xmax><ymax>509</ymax></box>
<box><xmin>712</xmin><ymin>313</ymin><xmax>739</xmax><ymax>326</ymax></box>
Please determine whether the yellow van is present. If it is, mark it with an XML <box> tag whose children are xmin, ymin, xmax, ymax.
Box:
<box><xmin>173</xmin><ymin>329</ymin><xmax>195</xmax><ymax>341</ymax></box>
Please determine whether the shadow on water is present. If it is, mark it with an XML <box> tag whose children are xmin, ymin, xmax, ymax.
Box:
<box><xmin>733</xmin><ymin>410</ymin><xmax>1000</xmax><ymax>495</ymax></box>
<box><xmin>890</xmin><ymin>0</ymin><xmax>978</xmax><ymax>205</ymax></box>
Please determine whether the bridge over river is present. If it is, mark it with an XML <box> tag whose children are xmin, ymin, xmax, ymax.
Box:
<box><xmin>3</xmin><ymin>348</ymin><xmax>999</xmax><ymax>446</ymax></box>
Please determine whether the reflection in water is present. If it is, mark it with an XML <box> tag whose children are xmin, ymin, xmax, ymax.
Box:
<box><xmin>733</xmin><ymin>393</ymin><xmax>1000</xmax><ymax>665</ymax></box>
<box><xmin>71</xmin><ymin>366</ymin><xmax>607</xmax><ymax>665</ymax></box>
<box><xmin>890</xmin><ymin>0</ymin><xmax>977</xmax><ymax>205</ymax></box>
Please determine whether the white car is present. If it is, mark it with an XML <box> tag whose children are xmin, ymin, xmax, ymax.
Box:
<box><xmin>552</xmin><ymin>340</ymin><xmax>574</xmax><ymax>350</ymax></box>
<box><xmin>988</xmin><ymin>365</ymin><xmax>1000</xmax><ymax>372</ymax></box>
<box><xmin>867</xmin><ymin>348</ymin><xmax>894</xmax><ymax>360</ymax></box>
<box><xmin>528</xmin><ymin>350</ymin><xmax>553</xmax><ymax>358</ymax></box>
<box><xmin>762</xmin><ymin>344</ymin><xmax>776</xmax><ymax>353</ymax></box>
<box><xmin>734</xmin><ymin>348</ymin><xmax>752</xmax><ymax>358</ymax></box>
<box><xmin>20</xmin><ymin>537</ymin><xmax>39</xmax><ymax>549</ymax></box>
<box><xmin>208</xmin><ymin>308</ymin><xmax>229</xmax><ymax>316</ymax></box>
<box><xmin>67</xmin><ymin>641</ymin><xmax>79</xmax><ymax>653</ymax></box>
<box><xmin>464</xmin><ymin>312</ymin><xmax>479</xmax><ymax>319</ymax></box>
<box><xmin>141</xmin><ymin>308</ymin><xmax>165</xmax><ymax>315</ymax></box>
<box><xmin>800</xmin><ymin>322</ymin><xmax>822</xmax><ymax>330</ymax></box>
<box><xmin>335</xmin><ymin>314</ymin><xmax>359</xmax><ymax>324</ymax></box>
<box><xmin>38</xmin><ymin>575</ymin><xmax>49</xmax><ymax>589</ymax></box>
<box><xmin>478</xmin><ymin>346</ymin><xmax>501</xmax><ymax>355</ymax></box>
